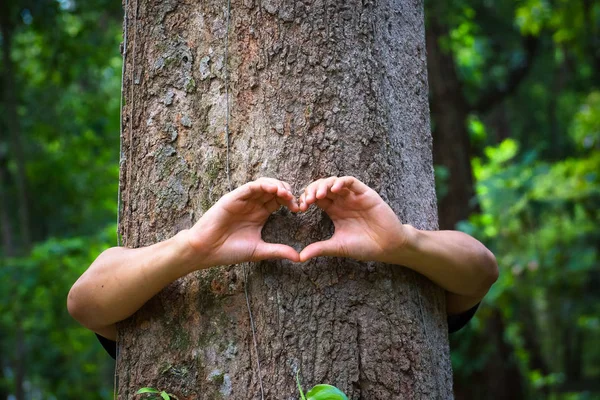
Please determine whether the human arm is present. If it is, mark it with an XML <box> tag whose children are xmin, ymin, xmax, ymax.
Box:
<box><xmin>67</xmin><ymin>178</ymin><xmax>300</xmax><ymax>340</ymax></box>
<box><xmin>298</xmin><ymin>176</ymin><xmax>499</xmax><ymax>315</ymax></box>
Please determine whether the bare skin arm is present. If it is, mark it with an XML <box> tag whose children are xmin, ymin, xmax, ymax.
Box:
<box><xmin>298</xmin><ymin>176</ymin><xmax>499</xmax><ymax>315</ymax></box>
<box><xmin>67</xmin><ymin>178</ymin><xmax>300</xmax><ymax>340</ymax></box>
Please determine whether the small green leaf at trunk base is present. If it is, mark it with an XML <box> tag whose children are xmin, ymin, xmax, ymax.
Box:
<box><xmin>136</xmin><ymin>388</ymin><xmax>160</xmax><ymax>395</ymax></box>
<box><xmin>306</xmin><ymin>384</ymin><xmax>349</xmax><ymax>400</ymax></box>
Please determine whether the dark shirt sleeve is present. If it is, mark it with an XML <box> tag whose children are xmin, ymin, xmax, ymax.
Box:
<box><xmin>447</xmin><ymin>303</ymin><xmax>480</xmax><ymax>334</ymax></box>
<box><xmin>96</xmin><ymin>333</ymin><xmax>117</xmax><ymax>360</ymax></box>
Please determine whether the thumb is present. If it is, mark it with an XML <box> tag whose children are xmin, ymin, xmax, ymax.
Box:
<box><xmin>253</xmin><ymin>242</ymin><xmax>300</xmax><ymax>262</ymax></box>
<box><xmin>299</xmin><ymin>239</ymin><xmax>340</xmax><ymax>262</ymax></box>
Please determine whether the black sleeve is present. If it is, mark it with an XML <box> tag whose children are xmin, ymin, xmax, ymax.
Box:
<box><xmin>447</xmin><ymin>303</ymin><xmax>480</xmax><ymax>334</ymax></box>
<box><xmin>96</xmin><ymin>333</ymin><xmax>117</xmax><ymax>360</ymax></box>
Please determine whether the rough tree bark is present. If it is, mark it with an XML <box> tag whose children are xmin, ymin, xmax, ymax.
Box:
<box><xmin>117</xmin><ymin>0</ymin><xmax>452</xmax><ymax>398</ymax></box>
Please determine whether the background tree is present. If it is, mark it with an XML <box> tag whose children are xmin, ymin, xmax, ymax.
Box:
<box><xmin>115</xmin><ymin>0</ymin><xmax>451</xmax><ymax>398</ymax></box>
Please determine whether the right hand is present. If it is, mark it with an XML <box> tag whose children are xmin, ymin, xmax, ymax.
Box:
<box><xmin>297</xmin><ymin>176</ymin><xmax>409</xmax><ymax>263</ymax></box>
<box><xmin>185</xmin><ymin>177</ymin><xmax>301</xmax><ymax>268</ymax></box>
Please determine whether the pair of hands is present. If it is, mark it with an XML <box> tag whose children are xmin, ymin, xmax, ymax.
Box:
<box><xmin>186</xmin><ymin>176</ymin><xmax>412</xmax><ymax>268</ymax></box>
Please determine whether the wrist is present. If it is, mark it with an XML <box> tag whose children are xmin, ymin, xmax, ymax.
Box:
<box><xmin>385</xmin><ymin>224</ymin><xmax>421</xmax><ymax>265</ymax></box>
<box><xmin>173</xmin><ymin>229</ymin><xmax>210</xmax><ymax>273</ymax></box>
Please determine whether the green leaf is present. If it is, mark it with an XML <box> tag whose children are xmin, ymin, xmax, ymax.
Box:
<box><xmin>136</xmin><ymin>388</ymin><xmax>160</xmax><ymax>395</ymax></box>
<box><xmin>160</xmin><ymin>391</ymin><xmax>170</xmax><ymax>400</ymax></box>
<box><xmin>306</xmin><ymin>384</ymin><xmax>349</xmax><ymax>400</ymax></box>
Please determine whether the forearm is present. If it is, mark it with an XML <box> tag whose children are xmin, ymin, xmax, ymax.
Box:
<box><xmin>67</xmin><ymin>230</ymin><xmax>200</xmax><ymax>334</ymax></box>
<box><xmin>388</xmin><ymin>226</ymin><xmax>499</xmax><ymax>299</ymax></box>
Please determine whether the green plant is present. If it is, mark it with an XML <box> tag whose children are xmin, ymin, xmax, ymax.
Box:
<box><xmin>136</xmin><ymin>387</ymin><xmax>179</xmax><ymax>400</ymax></box>
<box><xmin>296</xmin><ymin>370</ymin><xmax>349</xmax><ymax>400</ymax></box>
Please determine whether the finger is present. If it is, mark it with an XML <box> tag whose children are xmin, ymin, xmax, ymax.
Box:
<box><xmin>259</xmin><ymin>181</ymin><xmax>279</xmax><ymax>195</ymax></box>
<box><xmin>298</xmin><ymin>191</ymin><xmax>309</xmax><ymax>212</ymax></box>
<box><xmin>253</xmin><ymin>242</ymin><xmax>300</xmax><ymax>262</ymax></box>
<box><xmin>259</xmin><ymin>177</ymin><xmax>293</xmax><ymax>196</ymax></box>
<box><xmin>331</xmin><ymin>176</ymin><xmax>369</xmax><ymax>195</ymax></box>
<box><xmin>298</xmin><ymin>188</ymin><xmax>310</xmax><ymax>211</ymax></box>
<box><xmin>316</xmin><ymin>176</ymin><xmax>337</xmax><ymax>200</ymax></box>
<box><xmin>236</xmin><ymin>182</ymin><xmax>260</xmax><ymax>200</ymax></box>
<box><xmin>238</xmin><ymin>181</ymin><xmax>277</xmax><ymax>201</ymax></box>
<box><xmin>248</xmin><ymin>182</ymin><xmax>278</xmax><ymax>204</ymax></box>
<box><xmin>258</xmin><ymin>180</ymin><xmax>298</xmax><ymax>211</ymax></box>
<box><xmin>260</xmin><ymin>178</ymin><xmax>297</xmax><ymax>206</ymax></box>
<box><xmin>304</xmin><ymin>179</ymin><xmax>323</xmax><ymax>206</ymax></box>
<box><xmin>275</xmin><ymin>194</ymin><xmax>300</xmax><ymax>212</ymax></box>
<box><xmin>299</xmin><ymin>239</ymin><xmax>340</xmax><ymax>262</ymax></box>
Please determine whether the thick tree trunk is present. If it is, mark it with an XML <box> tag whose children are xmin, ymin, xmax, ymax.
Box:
<box><xmin>117</xmin><ymin>1</ymin><xmax>451</xmax><ymax>398</ymax></box>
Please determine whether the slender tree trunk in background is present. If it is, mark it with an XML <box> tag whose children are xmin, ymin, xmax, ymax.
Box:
<box><xmin>548</xmin><ymin>55</ymin><xmax>569</xmax><ymax>160</ymax></box>
<box><xmin>0</xmin><ymin>11</ymin><xmax>32</xmax><ymax>252</ymax></box>
<box><xmin>424</xmin><ymin>12</ymin><xmax>529</xmax><ymax>400</ymax></box>
<box><xmin>484</xmin><ymin>104</ymin><xmax>511</xmax><ymax>144</ymax></box>
<box><xmin>117</xmin><ymin>0</ymin><xmax>452</xmax><ymax>398</ymax></box>
<box><xmin>425</xmin><ymin>22</ymin><xmax>474</xmax><ymax>230</ymax></box>
<box><xmin>0</xmin><ymin>9</ymin><xmax>28</xmax><ymax>400</ymax></box>
<box><xmin>0</xmin><ymin>154</ymin><xmax>14</xmax><ymax>254</ymax></box>
<box><xmin>0</xmin><ymin>153</ymin><xmax>14</xmax><ymax>400</ymax></box>
<box><xmin>455</xmin><ymin>310</ymin><xmax>525</xmax><ymax>400</ymax></box>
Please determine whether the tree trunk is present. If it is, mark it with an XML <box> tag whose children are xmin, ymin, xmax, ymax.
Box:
<box><xmin>0</xmin><ymin>149</ymin><xmax>15</xmax><ymax>400</ymax></box>
<box><xmin>0</xmin><ymin>8</ymin><xmax>32</xmax><ymax>252</ymax></box>
<box><xmin>425</xmin><ymin>21</ymin><xmax>474</xmax><ymax>230</ymax></box>
<box><xmin>1</xmin><ymin>8</ymin><xmax>29</xmax><ymax>400</ymax></box>
<box><xmin>117</xmin><ymin>1</ymin><xmax>451</xmax><ymax>398</ymax></box>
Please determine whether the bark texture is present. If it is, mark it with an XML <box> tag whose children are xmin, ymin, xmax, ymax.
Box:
<box><xmin>117</xmin><ymin>0</ymin><xmax>451</xmax><ymax>398</ymax></box>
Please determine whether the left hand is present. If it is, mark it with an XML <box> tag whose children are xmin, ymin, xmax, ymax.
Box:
<box><xmin>297</xmin><ymin>176</ymin><xmax>411</xmax><ymax>263</ymax></box>
<box><xmin>186</xmin><ymin>177</ymin><xmax>301</xmax><ymax>267</ymax></box>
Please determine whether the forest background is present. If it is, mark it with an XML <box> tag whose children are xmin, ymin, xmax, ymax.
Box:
<box><xmin>0</xmin><ymin>0</ymin><xmax>598</xmax><ymax>399</ymax></box>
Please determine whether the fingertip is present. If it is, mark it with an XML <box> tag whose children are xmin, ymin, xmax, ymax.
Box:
<box><xmin>298</xmin><ymin>251</ymin><xmax>311</xmax><ymax>263</ymax></box>
<box><xmin>288</xmin><ymin>201</ymin><xmax>300</xmax><ymax>213</ymax></box>
<box><xmin>331</xmin><ymin>179</ymin><xmax>344</xmax><ymax>193</ymax></box>
<box><xmin>288</xmin><ymin>252</ymin><xmax>301</xmax><ymax>263</ymax></box>
<box><xmin>299</xmin><ymin>244</ymin><xmax>320</xmax><ymax>262</ymax></box>
<box><xmin>280</xmin><ymin>246</ymin><xmax>301</xmax><ymax>262</ymax></box>
<box><xmin>299</xmin><ymin>251</ymin><xmax>317</xmax><ymax>262</ymax></box>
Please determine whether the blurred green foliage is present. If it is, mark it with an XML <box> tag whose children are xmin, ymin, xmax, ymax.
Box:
<box><xmin>456</xmin><ymin>134</ymin><xmax>599</xmax><ymax>397</ymax></box>
<box><xmin>431</xmin><ymin>0</ymin><xmax>600</xmax><ymax>398</ymax></box>
<box><xmin>0</xmin><ymin>0</ymin><xmax>598</xmax><ymax>399</ymax></box>
<box><xmin>0</xmin><ymin>228</ymin><xmax>116</xmax><ymax>398</ymax></box>
<box><xmin>0</xmin><ymin>0</ymin><xmax>121</xmax><ymax>398</ymax></box>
